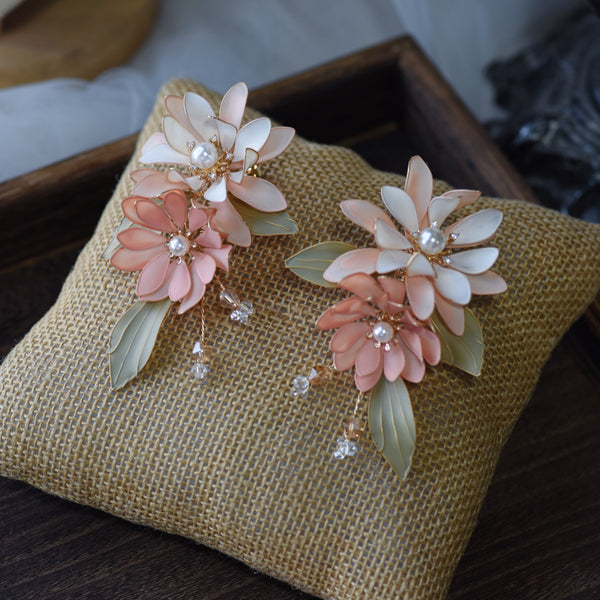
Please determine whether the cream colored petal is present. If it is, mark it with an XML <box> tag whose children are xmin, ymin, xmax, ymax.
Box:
<box><xmin>183</xmin><ymin>91</ymin><xmax>217</xmax><ymax>142</ymax></box>
<box><xmin>213</xmin><ymin>118</ymin><xmax>238</xmax><ymax>152</ymax></box>
<box><xmin>445</xmin><ymin>208</ymin><xmax>503</xmax><ymax>247</ymax></box>
<box><xmin>433</xmin><ymin>264</ymin><xmax>471</xmax><ymax>305</ymax></box>
<box><xmin>324</xmin><ymin>248</ymin><xmax>381</xmax><ymax>282</ymax></box>
<box><xmin>466</xmin><ymin>271</ymin><xmax>507</xmax><ymax>295</ymax></box>
<box><xmin>442</xmin><ymin>188</ymin><xmax>481</xmax><ymax>209</ymax></box>
<box><xmin>233</xmin><ymin>117</ymin><xmax>272</xmax><ymax>162</ymax></box>
<box><xmin>340</xmin><ymin>199</ymin><xmax>394</xmax><ymax>234</ymax></box>
<box><xmin>258</xmin><ymin>126</ymin><xmax>295</xmax><ymax>162</ymax></box>
<box><xmin>381</xmin><ymin>185</ymin><xmax>418</xmax><ymax>233</ymax></box>
<box><xmin>406</xmin><ymin>253</ymin><xmax>435</xmax><ymax>277</ymax></box>
<box><xmin>448</xmin><ymin>247</ymin><xmax>499</xmax><ymax>274</ymax></box>
<box><xmin>163</xmin><ymin>115</ymin><xmax>196</xmax><ymax>156</ymax></box>
<box><xmin>405</xmin><ymin>156</ymin><xmax>433</xmax><ymax>226</ymax></box>
<box><xmin>204</xmin><ymin>177</ymin><xmax>227</xmax><ymax>203</ymax></box>
<box><xmin>219</xmin><ymin>82</ymin><xmax>248</xmax><ymax>129</ymax></box>
<box><xmin>376</xmin><ymin>249</ymin><xmax>411</xmax><ymax>274</ymax></box>
<box><xmin>428</xmin><ymin>195</ymin><xmax>460</xmax><ymax>227</ymax></box>
<box><xmin>374</xmin><ymin>219</ymin><xmax>413</xmax><ymax>250</ymax></box>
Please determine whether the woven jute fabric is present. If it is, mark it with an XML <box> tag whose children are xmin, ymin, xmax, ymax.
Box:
<box><xmin>2</xmin><ymin>80</ymin><xmax>600</xmax><ymax>600</ymax></box>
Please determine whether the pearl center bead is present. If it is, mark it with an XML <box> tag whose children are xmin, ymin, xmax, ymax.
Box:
<box><xmin>418</xmin><ymin>227</ymin><xmax>446</xmax><ymax>255</ymax></box>
<box><xmin>372</xmin><ymin>321</ymin><xmax>394</xmax><ymax>343</ymax></box>
<box><xmin>190</xmin><ymin>142</ymin><xmax>218</xmax><ymax>169</ymax></box>
<box><xmin>168</xmin><ymin>235</ymin><xmax>190</xmax><ymax>257</ymax></box>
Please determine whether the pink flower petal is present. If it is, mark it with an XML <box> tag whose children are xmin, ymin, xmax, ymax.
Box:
<box><xmin>406</xmin><ymin>276</ymin><xmax>435</xmax><ymax>320</ymax></box>
<box><xmin>163</xmin><ymin>190</ymin><xmax>188</xmax><ymax>229</ymax></box>
<box><xmin>135</xmin><ymin>199</ymin><xmax>175</xmax><ymax>232</ymax></box>
<box><xmin>111</xmin><ymin>246</ymin><xmax>165</xmax><ymax>272</ymax></box>
<box><xmin>131</xmin><ymin>170</ymin><xmax>188</xmax><ymax>198</ymax></box>
<box><xmin>168</xmin><ymin>261</ymin><xmax>192</xmax><ymax>301</ymax></box>
<box><xmin>397</xmin><ymin>337</ymin><xmax>426</xmax><ymax>383</ymax></box>
<box><xmin>122</xmin><ymin>196</ymin><xmax>149</xmax><ymax>226</ymax></box>
<box><xmin>177</xmin><ymin>262</ymin><xmax>207</xmax><ymax>314</ymax></box>
<box><xmin>340</xmin><ymin>199</ymin><xmax>394</xmax><ymax>234</ymax></box>
<box><xmin>184</xmin><ymin>91</ymin><xmax>217</xmax><ymax>142</ymax></box>
<box><xmin>219</xmin><ymin>82</ymin><xmax>248</xmax><ymax>130</ymax></box>
<box><xmin>117</xmin><ymin>227</ymin><xmax>165</xmax><ymax>250</ymax></box>
<box><xmin>381</xmin><ymin>186</ymin><xmax>418</xmax><ymax>233</ymax></box>
<box><xmin>433</xmin><ymin>264</ymin><xmax>471</xmax><ymax>305</ymax></box>
<box><xmin>188</xmin><ymin>207</ymin><xmax>209</xmax><ymax>231</ymax></box>
<box><xmin>330</xmin><ymin>322</ymin><xmax>370</xmax><ymax>353</ymax></box>
<box><xmin>233</xmin><ymin>118</ymin><xmax>272</xmax><ymax>162</ymax></box>
<box><xmin>139</xmin><ymin>132</ymin><xmax>164</xmax><ymax>154</ymax></box>
<box><xmin>140</xmin><ymin>262</ymin><xmax>175</xmax><ymax>302</ymax></box>
<box><xmin>428</xmin><ymin>195</ymin><xmax>460</xmax><ymax>227</ymax></box>
<box><xmin>376</xmin><ymin>249</ymin><xmax>411</xmax><ymax>274</ymax></box>
<box><xmin>442</xmin><ymin>189</ymin><xmax>481</xmax><ymax>209</ymax></box>
<box><xmin>377</xmin><ymin>276</ymin><xmax>406</xmax><ymax>310</ymax></box>
<box><xmin>163</xmin><ymin>115</ymin><xmax>196</xmax><ymax>156</ymax></box>
<box><xmin>466</xmin><ymin>270</ymin><xmax>507</xmax><ymax>295</ymax></box>
<box><xmin>405</xmin><ymin>156</ymin><xmax>433</xmax><ymax>227</ymax></box>
<box><xmin>338</xmin><ymin>273</ymin><xmax>382</xmax><ymax>301</ymax></box>
<box><xmin>355</xmin><ymin>362</ymin><xmax>383</xmax><ymax>392</ymax></box>
<box><xmin>334</xmin><ymin>296</ymin><xmax>375</xmax><ymax>316</ymax></box>
<box><xmin>434</xmin><ymin>292</ymin><xmax>465</xmax><ymax>335</ymax></box>
<box><xmin>406</xmin><ymin>253</ymin><xmax>435</xmax><ymax>277</ymax></box>
<box><xmin>227</xmin><ymin>175</ymin><xmax>287</xmax><ymax>212</ymax></box>
<box><xmin>164</xmin><ymin>95</ymin><xmax>194</xmax><ymax>132</ymax></box>
<box><xmin>137</xmin><ymin>253</ymin><xmax>171</xmax><ymax>296</ymax></box>
<box><xmin>258</xmin><ymin>126</ymin><xmax>295</xmax><ymax>163</ymax></box>
<box><xmin>316</xmin><ymin>307</ymin><xmax>370</xmax><ymax>330</ymax></box>
<box><xmin>204</xmin><ymin>176</ymin><xmax>227</xmax><ymax>203</ymax></box>
<box><xmin>196</xmin><ymin>227</ymin><xmax>222</xmax><ymax>249</ymax></box>
<box><xmin>374</xmin><ymin>218</ymin><xmax>413</xmax><ymax>250</ymax></box>
<box><xmin>445</xmin><ymin>208</ymin><xmax>503</xmax><ymax>247</ymax></box>
<box><xmin>202</xmin><ymin>246</ymin><xmax>231</xmax><ymax>271</ymax></box>
<box><xmin>333</xmin><ymin>335</ymin><xmax>366</xmax><ymax>371</ymax></box>
<box><xmin>191</xmin><ymin>252</ymin><xmax>217</xmax><ymax>284</ymax></box>
<box><xmin>210</xmin><ymin>198</ymin><xmax>252</xmax><ymax>247</ymax></box>
<box><xmin>383</xmin><ymin>341</ymin><xmax>406</xmax><ymax>381</ymax></box>
<box><xmin>355</xmin><ymin>339</ymin><xmax>382</xmax><ymax>376</ymax></box>
<box><xmin>449</xmin><ymin>247</ymin><xmax>499</xmax><ymax>275</ymax></box>
<box><xmin>213</xmin><ymin>118</ymin><xmax>238</xmax><ymax>152</ymax></box>
<box><xmin>414</xmin><ymin>326</ymin><xmax>441</xmax><ymax>365</ymax></box>
<box><xmin>398</xmin><ymin>328</ymin><xmax>422</xmax><ymax>359</ymax></box>
<box><xmin>324</xmin><ymin>248</ymin><xmax>381</xmax><ymax>283</ymax></box>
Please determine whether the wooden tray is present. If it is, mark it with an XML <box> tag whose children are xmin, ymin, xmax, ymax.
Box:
<box><xmin>1</xmin><ymin>36</ymin><xmax>598</xmax><ymax>600</ymax></box>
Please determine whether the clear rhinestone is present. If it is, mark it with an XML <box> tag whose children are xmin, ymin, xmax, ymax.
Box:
<box><xmin>290</xmin><ymin>375</ymin><xmax>310</xmax><ymax>398</ymax></box>
<box><xmin>333</xmin><ymin>438</ymin><xmax>358</xmax><ymax>459</ymax></box>
<box><xmin>191</xmin><ymin>361</ymin><xmax>210</xmax><ymax>381</ymax></box>
<box><xmin>230</xmin><ymin>300</ymin><xmax>253</xmax><ymax>325</ymax></box>
<box><xmin>219</xmin><ymin>288</ymin><xmax>240</xmax><ymax>309</ymax></box>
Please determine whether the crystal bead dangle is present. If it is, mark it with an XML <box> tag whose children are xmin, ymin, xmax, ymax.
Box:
<box><xmin>333</xmin><ymin>393</ymin><xmax>365</xmax><ymax>460</ymax></box>
<box><xmin>219</xmin><ymin>287</ymin><xmax>254</xmax><ymax>325</ymax></box>
<box><xmin>191</xmin><ymin>297</ymin><xmax>210</xmax><ymax>383</ymax></box>
<box><xmin>289</xmin><ymin>364</ymin><xmax>332</xmax><ymax>398</ymax></box>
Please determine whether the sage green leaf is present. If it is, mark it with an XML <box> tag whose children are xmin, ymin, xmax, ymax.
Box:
<box><xmin>431</xmin><ymin>307</ymin><xmax>484</xmax><ymax>376</ymax></box>
<box><xmin>369</xmin><ymin>376</ymin><xmax>416</xmax><ymax>480</ymax></box>
<box><xmin>102</xmin><ymin>216</ymin><xmax>132</xmax><ymax>260</ymax></box>
<box><xmin>109</xmin><ymin>299</ymin><xmax>171</xmax><ymax>390</ymax></box>
<box><xmin>229</xmin><ymin>198</ymin><xmax>298</xmax><ymax>236</ymax></box>
<box><xmin>285</xmin><ymin>241</ymin><xmax>355</xmax><ymax>287</ymax></box>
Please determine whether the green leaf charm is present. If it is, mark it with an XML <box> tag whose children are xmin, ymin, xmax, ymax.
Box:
<box><xmin>102</xmin><ymin>216</ymin><xmax>132</xmax><ymax>260</ymax></box>
<box><xmin>431</xmin><ymin>308</ymin><xmax>484</xmax><ymax>376</ymax></box>
<box><xmin>229</xmin><ymin>198</ymin><xmax>298</xmax><ymax>236</ymax></box>
<box><xmin>109</xmin><ymin>299</ymin><xmax>171</xmax><ymax>390</ymax></box>
<box><xmin>285</xmin><ymin>241</ymin><xmax>355</xmax><ymax>287</ymax></box>
<box><xmin>369</xmin><ymin>376</ymin><xmax>416</xmax><ymax>480</ymax></box>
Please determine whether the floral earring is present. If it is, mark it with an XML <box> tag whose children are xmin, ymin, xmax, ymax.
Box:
<box><xmin>286</xmin><ymin>156</ymin><xmax>506</xmax><ymax>480</ymax></box>
<box><xmin>105</xmin><ymin>83</ymin><xmax>296</xmax><ymax>389</ymax></box>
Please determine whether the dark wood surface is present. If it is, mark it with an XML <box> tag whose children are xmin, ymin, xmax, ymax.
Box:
<box><xmin>1</xmin><ymin>36</ymin><xmax>598</xmax><ymax>600</ymax></box>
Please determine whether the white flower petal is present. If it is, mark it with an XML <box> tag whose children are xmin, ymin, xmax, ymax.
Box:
<box><xmin>184</xmin><ymin>92</ymin><xmax>217</xmax><ymax>142</ymax></box>
<box><xmin>381</xmin><ymin>185</ymin><xmax>419</xmax><ymax>233</ymax></box>
<box><xmin>219</xmin><ymin>82</ymin><xmax>248</xmax><ymax>129</ymax></box>
<box><xmin>376</xmin><ymin>249</ymin><xmax>411</xmax><ymax>273</ymax></box>
<box><xmin>244</xmin><ymin>148</ymin><xmax>259</xmax><ymax>171</ymax></box>
<box><xmin>407</xmin><ymin>253</ymin><xmax>435</xmax><ymax>276</ymax></box>
<box><xmin>374</xmin><ymin>219</ymin><xmax>413</xmax><ymax>250</ymax></box>
<box><xmin>204</xmin><ymin>177</ymin><xmax>227</xmax><ymax>203</ymax></box>
<box><xmin>214</xmin><ymin>118</ymin><xmax>238</xmax><ymax>152</ymax></box>
<box><xmin>428</xmin><ymin>196</ymin><xmax>460</xmax><ymax>227</ymax></box>
<box><xmin>233</xmin><ymin>117</ymin><xmax>272</xmax><ymax>162</ymax></box>
<box><xmin>164</xmin><ymin>95</ymin><xmax>193</xmax><ymax>132</ymax></box>
<box><xmin>139</xmin><ymin>141</ymin><xmax>188</xmax><ymax>165</ymax></box>
<box><xmin>163</xmin><ymin>115</ymin><xmax>196</xmax><ymax>156</ymax></box>
<box><xmin>340</xmin><ymin>199</ymin><xmax>394</xmax><ymax>234</ymax></box>
<box><xmin>405</xmin><ymin>156</ymin><xmax>433</xmax><ymax>225</ymax></box>
<box><xmin>466</xmin><ymin>271</ymin><xmax>507</xmax><ymax>295</ymax></box>
<box><xmin>433</xmin><ymin>264</ymin><xmax>471</xmax><ymax>305</ymax></box>
<box><xmin>446</xmin><ymin>208</ymin><xmax>503</xmax><ymax>247</ymax></box>
<box><xmin>228</xmin><ymin>168</ymin><xmax>244</xmax><ymax>184</ymax></box>
<box><xmin>258</xmin><ymin>126</ymin><xmax>295</xmax><ymax>162</ymax></box>
<box><xmin>449</xmin><ymin>247</ymin><xmax>499</xmax><ymax>274</ymax></box>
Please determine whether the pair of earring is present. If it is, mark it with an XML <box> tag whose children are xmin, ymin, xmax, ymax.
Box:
<box><xmin>105</xmin><ymin>83</ymin><xmax>506</xmax><ymax>480</ymax></box>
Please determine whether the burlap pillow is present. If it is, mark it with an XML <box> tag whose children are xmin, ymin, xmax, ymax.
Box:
<box><xmin>2</xmin><ymin>80</ymin><xmax>600</xmax><ymax>600</ymax></box>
